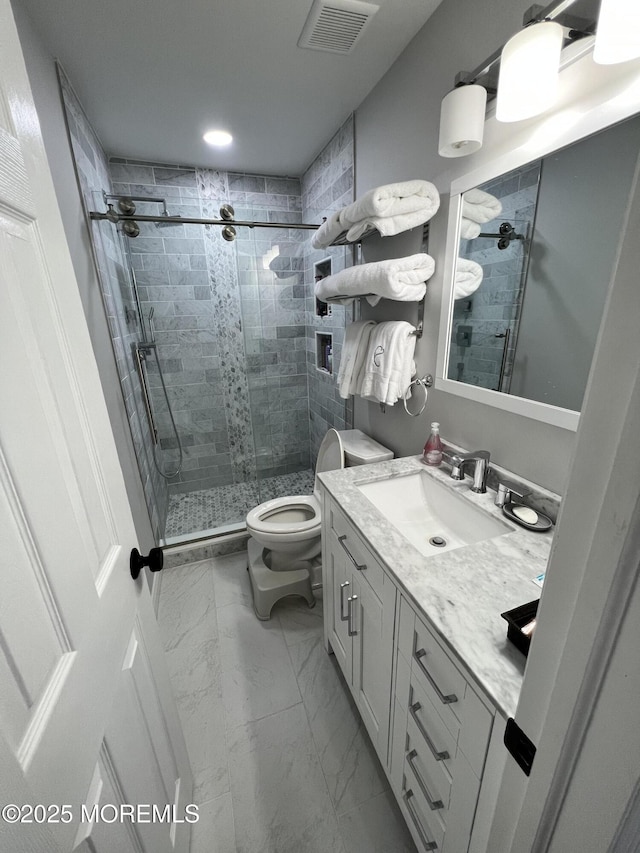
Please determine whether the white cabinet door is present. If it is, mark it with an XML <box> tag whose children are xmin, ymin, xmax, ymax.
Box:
<box><xmin>352</xmin><ymin>572</ymin><xmax>396</xmax><ymax>762</ymax></box>
<box><xmin>0</xmin><ymin>4</ymin><xmax>192</xmax><ymax>851</ymax></box>
<box><xmin>325</xmin><ymin>528</ymin><xmax>353</xmax><ymax>685</ymax></box>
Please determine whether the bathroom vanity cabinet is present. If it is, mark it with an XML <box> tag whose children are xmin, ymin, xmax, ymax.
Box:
<box><xmin>322</xmin><ymin>460</ymin><xmax>550</xmax><ymax>853</ymax></box>
<box><xmin>324</xmin><ymin>499</ymin><xmax>397</xmax><ymax>762</ymax></box>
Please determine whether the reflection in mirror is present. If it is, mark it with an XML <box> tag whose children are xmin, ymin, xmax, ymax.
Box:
<box><xmin>447</xmin><ymin>114</ymin><xmax>640</xmax><ymax>413</ymax></box>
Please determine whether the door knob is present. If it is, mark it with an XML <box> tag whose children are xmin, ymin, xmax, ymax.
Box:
<box><xmin>130</xmin><ymin>547</ymin><xmax>164</xmax><ymax>580</ymax></box>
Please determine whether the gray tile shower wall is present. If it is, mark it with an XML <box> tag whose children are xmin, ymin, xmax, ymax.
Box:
<box><xmin>302</xmin><ymin>117</ymin><xmax>355</xmax><ymax>464</ymax></box>
<box><xmin>58</xmin><ymin>69</ymin><xmax>168</xmax><ymax>539</ymax></box>
<box><xmin>110</xmin><ymin>160</ymin><xmax>311</xmax><ymax>496</ymax></box>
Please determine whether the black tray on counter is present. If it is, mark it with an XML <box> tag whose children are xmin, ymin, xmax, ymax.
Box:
<box><xmin>501</xmin><ymin>599</ymin><xmax>540</xmax><ymax>657</ymax></box>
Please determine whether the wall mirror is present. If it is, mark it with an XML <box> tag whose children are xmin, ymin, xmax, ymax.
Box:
<box><xmin>447</xmin><ymin>114</ymin><xmax>640</xmax><ymax>414</ymax></box>
<box><xmin>436</xmin><ymin>42</ymin><xmax>640</xmax><ymax>432</ymax></box>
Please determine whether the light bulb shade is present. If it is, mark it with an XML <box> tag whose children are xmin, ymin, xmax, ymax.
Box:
<box><xmin>496</xmin><ymin>21</ymin><xmax>563</xmax><ymax>123</ymax></box>
<box><xmin>594</xmin><ymin>0</ymin><xmax>640</xmax><ymax>64</ymax></box>
<box><xmin>438</xmin><ymin>84</ymin><xmax>487</xmax><ymax>157</ymax></box>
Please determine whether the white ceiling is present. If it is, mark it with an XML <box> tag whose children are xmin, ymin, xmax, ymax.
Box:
<box><xmin>19</xmin><ymin>0</ymin><xmax>444</xmax><ymax>176</ymax></box>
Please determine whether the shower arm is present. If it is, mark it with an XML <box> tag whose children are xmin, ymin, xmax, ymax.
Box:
<box><xmin>89</xmin><ymin>210</ymin><xmax>320</xmax><ymax>230</ymax></box>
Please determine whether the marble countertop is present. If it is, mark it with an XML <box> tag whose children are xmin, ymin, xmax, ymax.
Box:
<box><xmin>319</xmin><ymin>455</ymin><xmax>557</xmax><ymax>719</ymax></box>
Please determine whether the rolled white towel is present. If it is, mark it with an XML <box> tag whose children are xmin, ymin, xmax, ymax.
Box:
<box><xmin>462</xmin><ymin>188</ymin><xmax>502</xmax><ymax>224</ymax></box>
<box><xmin>337</xmin><ymin>321</ymin><xmax>375</xmax><ymax>399</ymax></box>
<box><xmin>454</xmin><ymin>257</ymin><xmax>484</xmax><ymax>299</ymax></box>
<box><xmin>315</xmin><ymin>253</ymin><xmax>435</xmax><ymax>306</ymax></box>
<box><xmin>311</xmin><ymin>210</ymin><xmax>343</xmax><ymax>250</ymax></box>
<box><xmin>460</xmin><ymin>218</ymin><xmax>481</xmax><ymax>240</ymax></box>
<box><xmin>359</xmin><ymin>321</ymin><xmax>417</xmax><ymax>406</ymax></box>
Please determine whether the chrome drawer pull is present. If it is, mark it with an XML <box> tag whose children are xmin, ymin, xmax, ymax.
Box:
<box><xmin>340</xmin><ymin>581</ymin><xmax>350</xmax><ymax>621</ymax></box>
<box><xmin>402</xmin><ymin>789</ymin><xmax>438</xmax><ymax>851</ymax></box>
<box><xmin>338</xmin><ymin>535</ymin><xmax>367</xmax><ymax>571</ymax></box>
<box><xmin>413</xmin><ymin>638</ymin><xmax>458</xmax><ymax>704</ymax></box>
<box><xmin>407</xmin><ymin>750</ymin><xmax>444</xmax><ymax>811</ymax></box>
<box><xmin>409</xmin><ymin>699</ymin><xmax>450</xmax><ymax>762</ymax></box>
<box><xmin>347</xmin><ymin>595</ymin><xmax>358</xmax><ymax>636</ymax></box>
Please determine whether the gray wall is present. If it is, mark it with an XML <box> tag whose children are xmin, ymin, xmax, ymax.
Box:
<box><xmin>352</xmin><ymin>0</ymin><xmax>576</xmax><ymax>494</ymax></box>
<box><xmin>11</xmin><ymin>0</ymin><xmax>156</xmax><ymax>551</ymax></box>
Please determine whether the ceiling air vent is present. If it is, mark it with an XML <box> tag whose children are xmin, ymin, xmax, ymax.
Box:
<box><xmin>298</xmin><ymin>0</ymin><xmax>379</xmax><ymax>55</ymax></box>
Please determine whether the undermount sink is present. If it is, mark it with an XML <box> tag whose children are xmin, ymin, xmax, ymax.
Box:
<box><xmin>356</xmin><ymin>470</ymin><xmax>511</xmax><ymax>556</ymax></box>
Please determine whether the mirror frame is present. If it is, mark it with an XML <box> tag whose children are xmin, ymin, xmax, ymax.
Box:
<box><xmin>436</xmin><ymin>39</ymin><xmax>640</xmax><ymax>432</ymax></box>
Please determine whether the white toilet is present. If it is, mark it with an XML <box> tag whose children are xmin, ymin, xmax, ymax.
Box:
<box><xmin>246</xmin><ymin>428</ymin><xmax>393</xmax><ymax>620</ymax></box>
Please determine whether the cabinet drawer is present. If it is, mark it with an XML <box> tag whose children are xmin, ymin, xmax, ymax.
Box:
<box><xmin>328</xmin><ymin>502</ymin><xmax>385</xmax><ymax>600</ymax></box>
<box><xmin>401</xmin><ymin>768</ymin><xmax>445</xmax><ymax>853</ymax></box>
<box><xmin>399</xmin><ymin>598</ymin><xmax>493</xmax><ymax>777</ymax></box>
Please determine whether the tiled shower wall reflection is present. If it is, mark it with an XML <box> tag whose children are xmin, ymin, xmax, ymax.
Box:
<box><xmin>302</xmin><ymin>117</ymin><xmax>355</xmax><ymax>463</ymax></box>
<box><xmin>109</xmin><ymin>161</ymin><xmax>311</xmax><ymax>492</ymax></box>
<box><xmin>59</xmin><ymin>69</ymin><xmax>168</xmax><ymax>539</ymax></box>
<box><xmin>449</xmin><ymin>162</ymin><xmax>541</xmax><ymax>391</ymax></box>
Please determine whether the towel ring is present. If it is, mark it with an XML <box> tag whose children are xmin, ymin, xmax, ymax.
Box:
<box><xmin>403</xmin><ymin>374</ymin><xmax>433</xmax><ymax>417</ymax></box>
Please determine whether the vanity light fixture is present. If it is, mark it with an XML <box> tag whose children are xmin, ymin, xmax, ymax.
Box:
<box><xmin>594</xmin><ymin>0</ymin><xmax>640</xmax><ymax>64</ymax></box>
<box><xmin>203</xmin><ymin>129</ymin><xmax>233</xmax><ymax>146</ymax></box>
<box><xmin>496</xmin><ymin>19</ymin><xmax>564</xmax><ymax>122</ymax></box>
<box><xmin>438</xmin><ymin>83</ymin><xmax>488</xmax><ymax>158</ymax></box>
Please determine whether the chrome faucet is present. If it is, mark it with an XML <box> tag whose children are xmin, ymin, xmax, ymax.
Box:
<box><xmin>442</xmin><ymin>447</ymin><xmax>491</xmax><ymax>493</ymax></box>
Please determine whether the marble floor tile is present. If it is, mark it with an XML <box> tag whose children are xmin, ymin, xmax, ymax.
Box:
<box><xmin>210</xmin><ymin>551</ymin><xmax>253</xmax><ymax>610</ymax></box>
<box><xmin>289</xmin><ymin>635</ymin><xmax>388</xmax><ymax>816</ymax></box>
<box><xmin>190</xmin><ymin>793</ymin><xmax>236</xmax><ymax>853</ymax></box>
<box><xmin>227</xmin><ymin>704</ymin><xmax>345</xmax><ymax>853</ymax></box>
<box><xmin>157</xmin><ymin>560</ymin><xmax>217</xmax><ymax>651</ymax></box>
<box><xmin>337</xmin><ymin>789</ymin><xmax>417</xmax><ymax>853</ymax></box>
<box><xmin>217</xmin><ymin>603</ymin><xmax>302</xmax><ymax>727</ymax></box>
<box><xmin>276</xmin><ymin>594</ymin><xmax>324</xmax><ymax>647</ymax></box>
<box><xmin>166</xmin><ymin>637</ymin><xmax>230</xmax><ymax>804</ymax></box>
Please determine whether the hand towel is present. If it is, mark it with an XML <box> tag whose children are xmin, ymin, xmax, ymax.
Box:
<box><xmin>337</xmin><ymin>321</ymin><xmax>376</xmax><ymax>399</ymax></box>
<box><xmin>460</xmin><ymin>218</ymin><xmax>482</xmax><ymax>240</ymax></box>
<box><xmin>315</xmin><ymin>253</ymin><xmax>435</xmax><ymax>306</ymax></box>
<box><xmin>345</xmin><ymin>208</ymin><xmax>436</xmax><ymax>243</ymax></box>
<box><xmin>359</xmin><ymin>321</ymin><xmax>417</xmax><ymax>406</ymax></box>
<box><xmin>454</xmin><ymin>257</ymin><xmax>484</xmax><ymax>299</ymax></box>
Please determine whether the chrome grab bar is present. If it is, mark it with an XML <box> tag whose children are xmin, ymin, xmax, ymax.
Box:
<box><xmin>338</xmin><ymin>535</ymin><xmax>366</xmax><ymax>571</ymax></box>
<box><xmin>407</xmin><ymin>749</ymin><xmax>444</xmax><ymax>811</ymax></box>
<box><xmin>413</xmin><ymin>636</ymin><xmax>458</xmax><ymax>704</ymax></box>
<box><xmin>402</xmin><ymin>789</ymin><xmax>438</xmax><ymax>851</ymax></box>
<box><xmin>347</xmin><ymin>595</ymin><xmax>358</xmax><ymax>636</ymax></box>
<box><xmin>409</xmin><ymin>694</ymin><xmax>450</xmax><ymax>762</ymax></box>
<box><xmin>340</xmin><ymin>581</ymin><xmax>350</xmax><ymax>622</ymax></box>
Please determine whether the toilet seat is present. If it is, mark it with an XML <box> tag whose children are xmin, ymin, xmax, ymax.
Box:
<box><xmin>246</xmin><ymin>494</ymin><xmax>321</xmax><ymax>543</ymax></box>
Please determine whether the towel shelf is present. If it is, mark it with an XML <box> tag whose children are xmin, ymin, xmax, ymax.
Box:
<box><xmin>327</xmin><ymin>225</ymin><xmax>378</xmax><ymax>246</ymax></box>
<box><xmin>324</xmin><ymin>293</ymin><xmax>425</xmax><ymax>339</ymax></box>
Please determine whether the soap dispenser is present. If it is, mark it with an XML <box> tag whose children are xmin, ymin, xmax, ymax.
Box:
<box><xmin>423</xmin><ymin>422</ymin><xmax>443</xmax><ymax>467</ymax></box>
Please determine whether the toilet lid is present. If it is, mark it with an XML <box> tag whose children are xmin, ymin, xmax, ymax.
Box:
<box><xmin>316</xmin><ymin>428</ymin><xmax>344</xmax><ymax>475</ymax></box>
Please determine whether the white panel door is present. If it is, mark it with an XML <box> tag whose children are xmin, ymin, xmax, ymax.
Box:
<box><xmin>0</xmin><ymin>3</ymin><xmax>192</xmax><ymax>851</ymax></box>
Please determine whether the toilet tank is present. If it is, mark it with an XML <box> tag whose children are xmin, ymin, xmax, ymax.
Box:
<box><xmin>340</xmin><ymin>429</ymin><xmax>393</xmax><ymax>467</ymax></box>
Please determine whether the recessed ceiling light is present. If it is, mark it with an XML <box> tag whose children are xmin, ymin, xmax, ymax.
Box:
<box><xmin>203</xmin><ymin>129</ymin><xmax>233</xmax><ymax>147</ymax></box>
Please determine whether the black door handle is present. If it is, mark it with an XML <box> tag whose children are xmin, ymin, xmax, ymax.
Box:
<box><xmin>130</xmin><ymin>547</ymin><xmax>164</xmax><ymax>580</ymax></box>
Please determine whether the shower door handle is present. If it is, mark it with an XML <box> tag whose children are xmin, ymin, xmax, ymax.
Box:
<box><xmin>340</xmin><ymin>581</ymin><xmax>350</xmax><ymax>621</ymax></box>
